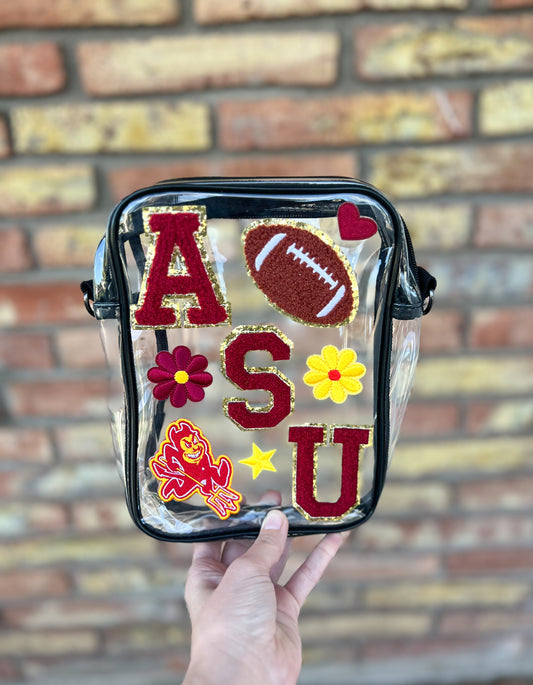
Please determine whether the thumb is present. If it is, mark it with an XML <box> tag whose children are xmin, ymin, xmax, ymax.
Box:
<box><xmin>241</xmin><ymin>510</ymin><xmax>289</xmax><ymax>572</ymax></box>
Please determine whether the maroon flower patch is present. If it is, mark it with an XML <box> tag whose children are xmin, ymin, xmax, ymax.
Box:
<box><xmin>147</xmin><ymin>346</ymin><xmax>212</xmax><ymax>408</ymax></box>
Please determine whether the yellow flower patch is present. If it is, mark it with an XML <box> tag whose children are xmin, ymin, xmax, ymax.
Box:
<box><xmin>303</xmin><ymin>345</ymin><xmax>366</xmax><ymax>404</ymax></box>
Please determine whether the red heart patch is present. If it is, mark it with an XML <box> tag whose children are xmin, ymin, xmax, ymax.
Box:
<box><xmin>338</xmin><ymin>203</ymin><xmax>378</xmax><ymax>241</ymax></box>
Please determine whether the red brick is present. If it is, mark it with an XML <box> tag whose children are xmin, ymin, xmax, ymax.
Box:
<box><xmin>0</xmin><ymin>332</ymin><xmax>54</xmax><ymax>370</ymax></box>
<box><xmin>78</xmin><ymin>33</ymin><xmax>339</xmax><ymax>95</ymax></box>
<box><xmin>401</xmin><ymin>402</ymin><xmax>461</xmax><ymax>437</ymax></box>
<box><xmin>0</xmin><ymin>428</ymin><xmax>52</xmax><ymax>463</ymax></box>
<box><xmin>0</xmin><ymin>282</ymin><xmax>88</xmax><ymax>328</ymax></box>
<box><xmin>0</xmin><ymin>659</ymin><xmax>20</xmax><ymax>680</ymax></box>
<box><xmin>0</xmin><ymin>0</ymin><xmax>179</xmax><ymax>27</ymax></box>
<box><xmin>108</xmin><ymin>153</ymin><xmax>358</xmax><ymax>201</ymax></box>
<box><xmin>420</xmin><ymin>309</ymin><xmax>464</xmax><ymax>352</ymax></box>
<box><xmin>0</xmin><ymin>43</ymin><xmax>65</xmax><ymax>96</ymax></box>
<box><xmin>469</xmin><ymin>308</ymin><xmax>533</xmax><ymax>348</ymax></box>
<box><xmin>8</xmin><ymin>378</ymin><xmax>108</xmax><ymax>418</ymax></box>
<box><xmin>0</xmin><ymin>227</ymin><xmax>32</xmax><ymax>272</ymax></box>
<box><xmin>446</xmin><ymin>548</ymin><xmax>533</xmax><ymax>575</ymax></box>
<box><xmin>0</xmin><ymin>569</ymin><xmax>70</xmax><ymax>601</ymax></box>
<box><xmin>439</xmin><ymin>609</ymin><xmax>533</xmax><ymax>634</ymax></box>
<box><xmin>475</xmin><ymin>203</ymin><xmax>533</xmax><ymax>247</ymax></box>
<box><xmin>218</xmin><ymin>91</ymin><xmax>471</xmax><ymax>150</ymax></box>
<box><xmin>457</xmin><ymin>476</ymin><xmax>533</xmax><ymax>511</ymax></box>
<box><xmin>363</xmin><ymin>635</ymin><xmax>485</xmax><ymax>660</ymax></box>
<box><xmin>56</xmin><ymin>327</ymin><xmax>106</xmax><ymax>369</ymax></box>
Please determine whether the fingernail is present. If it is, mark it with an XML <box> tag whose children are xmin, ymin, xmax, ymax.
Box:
<box><xmin>262</xmin><ymin>510</ymin><xmax>284</xmax><ymax>530</ymax></box>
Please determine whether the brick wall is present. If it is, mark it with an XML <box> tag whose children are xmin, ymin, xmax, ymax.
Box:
<box><xmin>1</xmin><ymin>1</ymin><xmax>532</xmax><ymax>684</ymax></box>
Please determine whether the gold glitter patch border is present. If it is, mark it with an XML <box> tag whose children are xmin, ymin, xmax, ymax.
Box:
<box><xmin>130</xmin><ymin>205</ymin><xmax>231</xmax><ymax>330</ymax></box>
<box><xmin>291</xmin><ymin>423</ymin><xmax>373</xmax><ymax>522</ymax></box>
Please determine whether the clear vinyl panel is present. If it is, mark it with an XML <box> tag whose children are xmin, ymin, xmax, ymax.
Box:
<box><xmin>107</xmin><ymin>189</ymin><xmax>398</xmax><ymax>537</ymax></box>
<box><xmin>388</xmin><ymin>317</ymin><xmax>421</xmax><ymax>457</ymax></box>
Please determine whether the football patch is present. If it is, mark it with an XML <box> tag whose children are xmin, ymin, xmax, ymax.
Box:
<box><xmin>242</xmin><ymin>220</ymin><xmax>358</xmax><ymax>327</ymax></box>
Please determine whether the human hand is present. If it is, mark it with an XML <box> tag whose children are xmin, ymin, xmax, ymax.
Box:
<box><xmin>182</xmin><ymin>492</ymin><xmax>347</xmax><ymax>685</ymax></box>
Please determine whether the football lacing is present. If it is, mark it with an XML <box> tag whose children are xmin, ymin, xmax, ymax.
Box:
<box><xmin>286</xmin><ymin>243</ymin><xmax>338</xmax><ymax>289</ymax></box>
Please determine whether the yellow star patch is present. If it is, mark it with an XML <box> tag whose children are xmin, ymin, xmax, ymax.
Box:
<box><xmin>239</xmin><ymin>443</ymin><xmax>277</xmax><ymax>480</ymax></box>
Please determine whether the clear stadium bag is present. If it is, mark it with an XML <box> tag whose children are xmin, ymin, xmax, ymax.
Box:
<box><xmin>81</xmin><ymin>177</ymin><xmax>436</xmax><ymax>542</ymax></box>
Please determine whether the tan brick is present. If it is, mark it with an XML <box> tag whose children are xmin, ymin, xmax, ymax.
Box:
<box><xmin>54</xmin><ymin>423</ymin><xmax>114</xmax><ymax>461</ymax></box>
<box><xmin>108</xmin><ymin>153</ymin><xmax>358</xmax><ymax>201</ymax></box>
<box><xmin>0</xmin><ymin>332</ymin><xmax>54</xmax><ymax>370</ymax></box>
<box><xmin>356</xmin><ymin>16</ymin><xmax>533</xmax><ymax>80</ymax></box>
<box><xmin>0</xmin><ymin>227</ymin><xmax>32</xmax><ymax>272</ymax></box>
<box><xmin>0</xmin><ymin>0</ymin><xmax>179</xmax><ymax>27</ymax></box>
<box><xmin>32</xmin><ymin>462</ymin><xmax>122</xmax><ymax>499</ymax></box>
<box><xmin>401</xmin><ymin>402</ymin><xmax>461</xmax><ymax>437</ymax></box>
<box><xmin>0</xmin><ymin>428</ymin><xmax>52</xmax><ymax>463</ymax></box>
<box><xmin>0</xmin><ymin>282</ymin><xmax>88</xmax><ymax>327</ymax></box>
<box><xmin>195</xmin><ymin>0</ymin><xmax>467</xmax><ymax>23</ymax></box>
<box><xmin>419</xmin><ymin>310</ymin><xmax>464</xmax><ymax>353</ymax></box>
<box><xmin>0</xmin><ymin>502</ymin><xmax>68</xmax><ymax>537</ymax></box>
<box><xmin>56</xmin><ymin>327</ymin><xmax>106</xmax><ymax>368</ymax></box>
<box><xmin>105</xmin><ymin>624</ymin><xmax>189</xmax><ymax>654</ymax></box>
<box><xmin>457</xmin><ymin>476</ymin><xmax>533</xmax><ymax>511</ymax></box>
<box><xmin>78</xmin><ymin>33</ymin><xmax>339</xmax><ymax>96</ymax></box>
<box><xmin>0</xmin><ymin>569</ymin><xmax>70</xmax><ymax>601</ymax></box>
<box><xmin>4</xmin><ymin>597</ymin><xmax>179</xmax><ymax>630</ymax></box>
<box><xmin>413</xmin><ymin>356</ymin><xmax>533</xmax><ymax>396</ymax></box>
<box><xmin>0</xmin><ymin>630</ymin><xmax>98</xmax><ymax>657</ymax></box>
<box><xmin>0</xmin><ymin>533</ymin><xmax>157</xmax><ymax>570</ymax></box>
<box><xmin>365</xmin><ymin>580</ymin><xmax>530</xmax><ymax>608</ymax></box>
<box><xmin>469</xmin><ymin>308</ymin><xmax>533</xmax><ymax>348</ymax></box>
<box><xmin>75</xmin><ymin>565</ymin><xmax>188</xmax><ymax>597</ymax></box>
<box><xmin>8</xmin><ymin>378</ymin><xmax>109</xmax><ymax>418</ymax></box>
<box><xmin>423</xmin><ymin>253</ymin><xmax>532</xmax><ymax>303</ymax></box>
<box><xmin>34</xmin><ymin>223</ymin><xmax>103</xmax><ymax>268</ymax></box>
<box><xmin>475</xmin><ymin>203</ymin><xmax>533</xmax><ymax>247</ymax></box>
<box><xmin>378</xmin><ymin>482</ymin><xmax>452</xmax><ymax>513</ymax></box>
<box><xmin>0</xmin><ymin>165</ymin><xmax>95</xmax><ymax>216</ymax></box>
<box><xmin>300</xmin><ymin>612</ymin><xmax>431</xmax><ymax>641</ymax></box>
<box><xmin>72</xmin><ymin>499</ymin><xmax>134</xmax><ymax>532</ymax></box>
<box><xmin>322</xmin><ymin>552</ymin><xmax>440</xmax><ymax>581</ymax></box>
<box><xmin>467</xmin><ymin>399</ymin><xmax>533</xmax><ymax>435</ymax></box>
<box><xmin>218</xmin><ymin>91</ymin><xmax>471</xmax><ymax>150</ymax></box>
<box><xmin>393</xmin><ymin>437</ymin><xmax>532</xmax><ymax>476</ymax></box>
<box><xmin>480</xmin><ymin>80</ymin><xmax>533</xmax><ymax>136</ymax></box>
<box><xmin>369</xmin><ymin>143</ymin><xmax>533</xmax><ymax>198</ymax></box>
<box><xmin>398</xmin><ymin>204</ymin><xmax>471</xmax><ymax>250</ymax></box>
<box><xmin>12</xmin><ymin>102</ymin><xmax>210</xmax><ymax>154</ymax></box>
<box><xmin>358</xmin><ymin>514</ymin><xmax>533</xmax><ymax>551</ymax></box>
<box><xmin>0</xmin><ymin>117</ymin><xmax>9</xmax><ymax>158</ymax></box>
<box><xmin>0</xmin><ymin>43</ymin><xmax>65</xmax><ymax>96</ymax></box>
